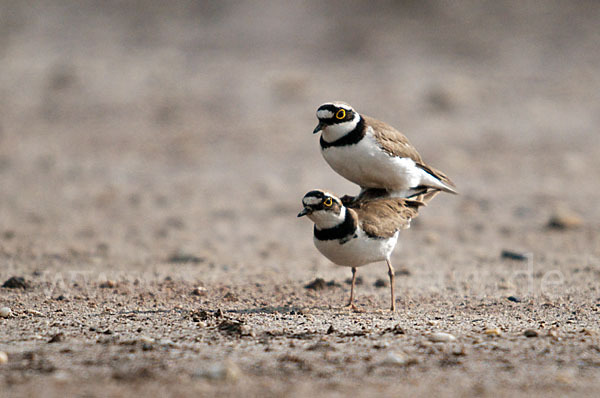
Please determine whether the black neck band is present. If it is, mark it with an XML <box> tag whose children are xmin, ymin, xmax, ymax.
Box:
<box><xmin>320</xmin><ymin>117</ymin><xmax>365</xmax><ymax>149</ymax></box>
<box><xmin>313</xmin><ymin>211</ymin><xmax>357</xmax><ymax>241</ymax></box>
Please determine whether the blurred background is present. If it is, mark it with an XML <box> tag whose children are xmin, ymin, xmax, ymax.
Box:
<box><xmin>1</xmin><ymin>1</ymin><xmax>599</xmax><ymax>283</ymax></box>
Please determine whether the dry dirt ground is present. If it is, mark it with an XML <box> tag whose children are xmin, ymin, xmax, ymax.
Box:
<box><xmin>1</xmin><ymin>1</ymin><xmax>600</xmax><ymax>397</ymax></box>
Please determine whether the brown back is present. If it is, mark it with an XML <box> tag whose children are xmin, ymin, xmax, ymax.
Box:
<box><xmin>349</xmin><ymin>197</ymin><xmax>424</xmax><ymax>238</ymax></box>
<box><xmin>363</xmin><ymin>115</ymin><xmax>423</xmax><ymax>163</ymax></box>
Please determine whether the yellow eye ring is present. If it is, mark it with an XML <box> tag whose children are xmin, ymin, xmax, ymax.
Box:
<box><xmin>335</xmin><ymin>109</ymin><xmax>346</xmax><ymax>119</ymax></box>
<box><xmin>323</xmin><ymin>197</ymin><xmax>333</xmax><ymax>207</ymax></box>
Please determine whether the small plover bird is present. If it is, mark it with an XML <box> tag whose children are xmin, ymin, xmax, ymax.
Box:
<box><xmin>297</xmin><ymin>189</ymin><xmax>425</xmax><ymax>311</ymax></box>
<box><xmin>313</xmin><ymin>102</ymin><xmax>457</xmax><ymax>198</ymax></box>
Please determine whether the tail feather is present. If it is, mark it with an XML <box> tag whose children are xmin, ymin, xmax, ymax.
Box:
<box><xmin>415</xmin><ymin>163</ymin><xmax>458</xmax><ymax>194</ymax></box>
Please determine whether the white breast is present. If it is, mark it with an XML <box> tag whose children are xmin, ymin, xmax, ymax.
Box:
<box><xmin>313</xmin><ymin>229</ymin><xmax>399</xmax><ymax>267</ymax></box>
<box><xmin>321</xmin><ymin>127</ymin><xmax>422</xmax><ymax>194</ymax></box>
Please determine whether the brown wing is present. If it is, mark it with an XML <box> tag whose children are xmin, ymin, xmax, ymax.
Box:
<box><xmin>363</xmin><ymin>115</ymin><xmax>423</xmax><ymax>162</ymax></box>
<box><xmin>350</xmin><ymin>197</ymin><xmax>424</xmax><ymax>238</ymax></box>
<box><xmin>364</xmin><ymin>115</ymin><xmax>458</xmax><ymax>194</ymax></box>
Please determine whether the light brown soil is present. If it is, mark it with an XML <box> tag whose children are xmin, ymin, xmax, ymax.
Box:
<box><xmin>1</xmin><ymin>1</ymin><xmax>600</xmax><ymax>397</ymax></box>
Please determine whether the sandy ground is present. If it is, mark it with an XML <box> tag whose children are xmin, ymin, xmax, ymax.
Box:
<box><xmin>1</xmin><ymin>1</ymin><xmax>600</xmax><ymax>397</ymax></box>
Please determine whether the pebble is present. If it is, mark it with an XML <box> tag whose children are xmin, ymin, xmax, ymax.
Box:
<box><xmin>428</xmin><ymin>332</ymin><xmax>457</xmax><ymax>343</ymax></box>
<box><xmin>2</xmin><ymin>276</ymin><xmax>30</xmax><ymax>289</ymax></box>
<box><xmin>198</xmin><ymin>360</ymin><xmax>241</xmax><ymax>381</ymax></box>
<box><xmin>0</xmin><ymin>351</ymin><xmax>7</xmax><ymax>364</ymax></box>
<box><xmin>548</xmin><ymin>329</ymin><xmax>560</xmax><ymax>340</ymax></box>
<box><xmin>99</xmin><ymin>280</ymin><xmax>117</xmax><ymax>288</ymax></box>
<box><xmin>192</xmin><ymin>286</ymin><xmax>207</xmax><ymax>296</ymax></box>
<box><xmin>507</xmin><ymin>296</ymin><xmax>521</xmax><ymax>303</ymax></box>
<box><xmin>167</xmin><ymin>251</ymin><xmax>204</xmax><ymax>264</ymax></box>
<box><xmin>382</xmin><ymin>352</ymin><xmax>409</xmax><ymax>366</ymax></box>
<box><xmin>524</xmin><ymin>329</ymin><xmax>538</xmax><ymax>338</ymax></box>
<box><xmin>49</xmin><ymin>332</ymin><xmax>66</xmax><ymax>343</ymax></box>
<box><xmin>139</xmin><ymin>335</ymin><xmax>154</xmax><ymax>345</ymax></box>
<box><xmin>452</xmin><ymin>346</ymin><xmax>467</xmax><ymax>356</ymax></box>
<box><xmin>547</xmin><ymin>209</ymin><xmax>583</xmax><ymax>230</ymax></box>
<box><xmin>0</xmin><ymin>307</ymin><xmax>12</xmax><ymax>318</ymax></box>
<box><xmin>501</xmin><ymin>250</ymin><xmax>528</xmax><ymax>261</ymax></box>
<box><xmin>484</xmin><ymin>328</ymin><xmax>501</xmax><ymax>336</ymax></box>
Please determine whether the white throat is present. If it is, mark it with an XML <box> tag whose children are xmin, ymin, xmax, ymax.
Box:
<box><xmin>321</xmin><ymin>115</ymin><xmax>360</xmax><ymax>143</ymax></box>
<box><xmin>308</xmin><ymin>207</ymin><xmax>347</xmax><ymax>230</ymax></box>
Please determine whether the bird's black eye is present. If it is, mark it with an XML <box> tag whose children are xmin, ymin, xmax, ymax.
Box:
<box><xmin>323</xmin><ymin>197</ymin><xmax>333</xmax><ymax>207</ymax></box>
<box><xmin>335</xmin><ymin>109</ymin><xmax>346</xmax><ymax>120</ymax></box>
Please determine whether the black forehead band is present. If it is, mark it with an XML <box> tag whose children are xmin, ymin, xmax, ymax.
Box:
<box><xmin>317</xmin><ymin>104</ymin><xmax>340</xmax><ymax>113</ymax></box>
<box><xmin>304</xmin><ymin>190</ymin><xmax>326</xmax><ymax>199</ymax></box>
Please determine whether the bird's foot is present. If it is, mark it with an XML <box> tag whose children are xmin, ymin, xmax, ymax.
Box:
<box><xmin>344</xmin><ymin>303</ymin><xmax>363</xmax><ymax>312</ymax></box>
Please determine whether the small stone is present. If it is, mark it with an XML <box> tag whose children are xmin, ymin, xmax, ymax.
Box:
<box><xmin>382</xmin><ymin>352</ymin><xmax>409</xmax><ymax>366</ymax></box>
<box><xmin>326</xmin><ymin>325</ymin><xmax>335</xmax><ymax>334</ymax></box>
<box><xmin>501</xmin><ymin>250</ymin><xmax>528</xmax><ymax>261</ymax></box>
<box><xmin>547</xmin><ymin>209</ymin><xmax>583</xmax><ymax>230</ymax></box>
<box><xmin>167</xmin><ymin>250</ymin><xmax>205</xmax><ymax>264</ymax></box>
<box><xmin>99</xmin><ymin>280</ymin><xmax>116</xmax><ymax>288</ymax></box>
<box><xmin>484</xmin><ymin>328</ymin><xmax>501</xmax><ymax>336</ymax></box>
<box><xmin>0</xmin><ymin>307</ymin><xmax>12</xmax><ymax>318</ymax></box>
<box><xmin>26</xmin><ymin>309</ymin><xmax>44</xmax><ymax>317</ymax></box>
<box><xmin>139</xmin><ymin>335</ymin><xmax>154</xmax><ymax>345</ymax></box>
<box><xmin>218</xmin><ymin>319</ymin><xmax>246</xmax><ymax>336</ymax></box>
<box><xmin>2</xmin><ymin>276</ymin><xmax>30</xmax><ymax>289</ymax></box>
<box><xmin>498</xmin><ymin>281</ymin><xmax>514</xmax><ymax>290</ymax></box>
<box><xmin>428</xmin><ymin>332</ymin><xmax>457</xmax><ymax>343</ymax></box>
<box><xmin>374</xmin><ymin>278</ymin><xmax>388</xmax><ymax>288</ymax></box>
<box><xmin>223</xmin><ymin>292</ymin><xmax>238</xmax><ymax>302</ymax></box>
<box><xmin>48</xmin><ymin>332</ymin><xmax>66</xmax><ymax>343</ymax></box>
<box><xmin>192</xmin><ymin>286</ymin><xmax>207</xmax><ymax>296</ymax></box>
<box><xmin>452</xmin><ymin>346</ymin><xmax>467</xmax><ymax>356</ymax></box>
<box><xmin>524</xmin><ymin>329</ymin><xmax>538</xmax><ymax>338</ymax></box>
<box><xmin>507</xmin><ymin>296</ymin><xmax>521</xmax><ymax>303</ymax></box>
<box><xmin>382</xmin><ymin>324</ymin><xmax>405</xmax><ymax>335</ymax></box>
<box><xmin>198</xmin><ymin>360</ymin><xmax>241</xmax><ymax>381</ymax></box>
<box><xmin>0</xmin><ymin>351</ymin><xmax>8</xmax><ymax>364</ymax></box>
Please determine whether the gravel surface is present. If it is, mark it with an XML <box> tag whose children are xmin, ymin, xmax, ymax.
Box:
<box><xmin>1</xmin><ymin>1</ymin><xmax>600</xmax><ymax>397</ymax></box>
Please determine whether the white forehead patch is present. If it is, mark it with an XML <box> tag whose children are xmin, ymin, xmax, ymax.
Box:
<box><xmin>303</xmin><ymin>191</ymin><xmax>338</xmax><ymax>206</ymax></box>
<box><xmin>316</xmin><ymin>109</ymin><xmax>334</xmax><ymax>119</ymax></box>
<box><xmin>303</xmin><ymin>196</ymin><xmax>322</xmax><ymax>206</ymax></box>
<box><xmin>331</xmin><ymin>102</ymin><xmax>353</xmax><ymax>111</ymax></box>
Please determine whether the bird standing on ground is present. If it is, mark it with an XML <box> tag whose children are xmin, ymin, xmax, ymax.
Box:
<box><xmin>298</xmin><ymin>189</ymin><xmax>425</xmax><ymax>311</ymax></box>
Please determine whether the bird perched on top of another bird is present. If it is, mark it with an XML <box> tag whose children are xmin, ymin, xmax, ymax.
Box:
<box><xmin>313</xmin><ymin>101</ymin><xmax>457</xmax><ymax>200</ymax></box>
